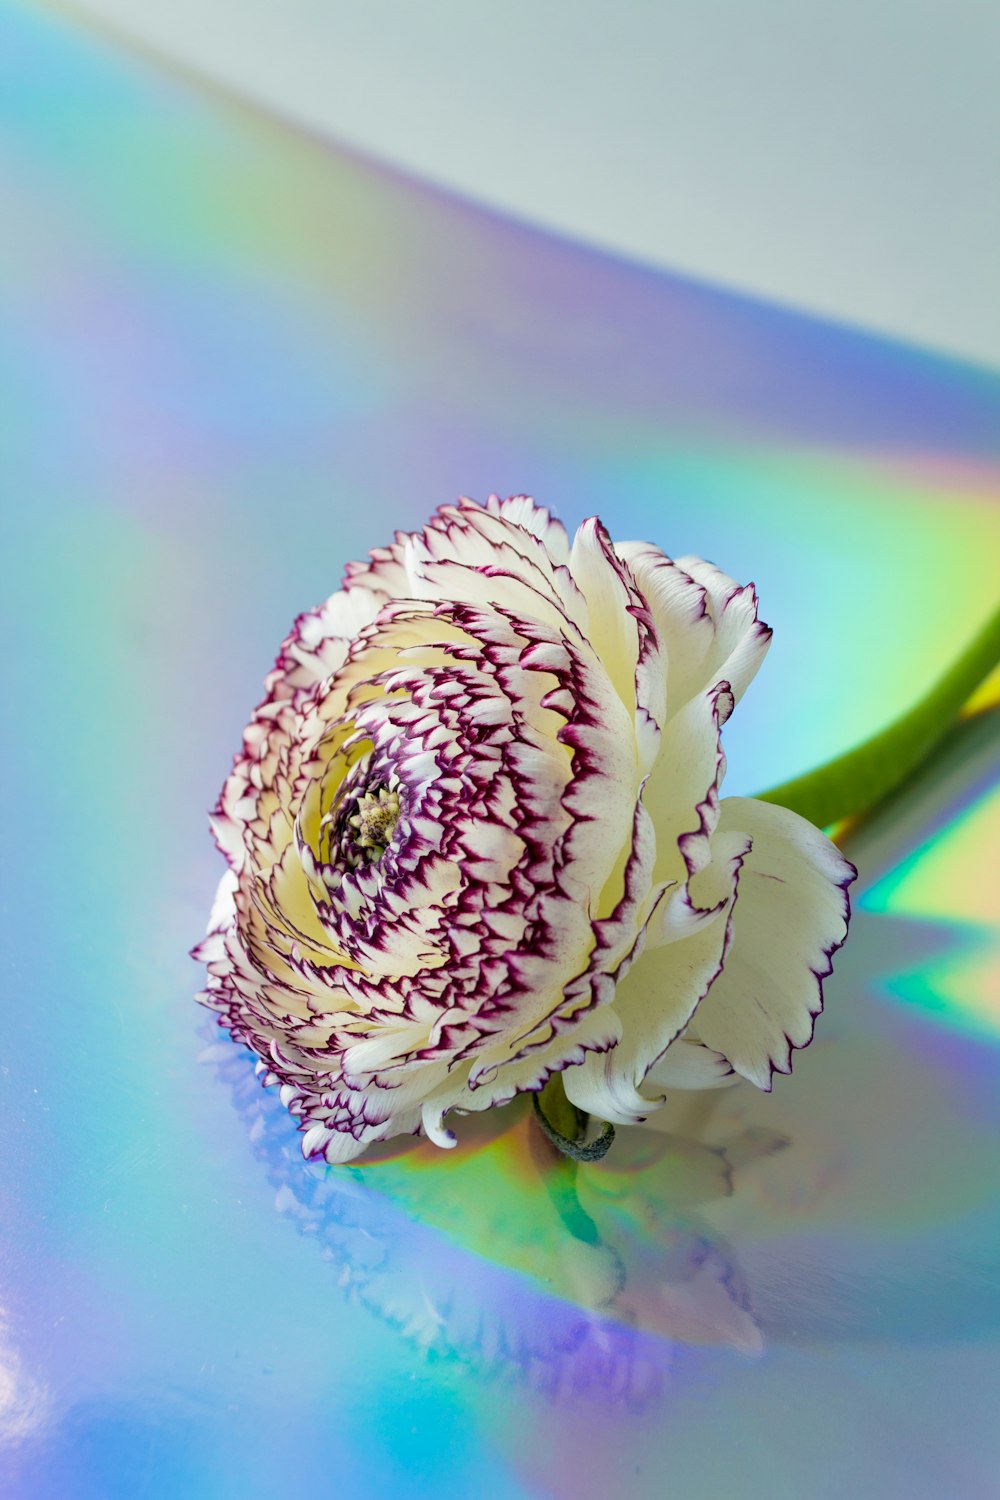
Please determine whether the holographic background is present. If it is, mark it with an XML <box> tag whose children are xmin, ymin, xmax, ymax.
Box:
<box><xmin>2</xmin><ymin>2</ymin><xmax>999</xmax><ymax>1496</ymax></box>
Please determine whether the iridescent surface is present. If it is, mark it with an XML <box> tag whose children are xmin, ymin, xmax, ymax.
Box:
<box><xmin>2</xmin><ymin>3</ymin><xmax>999</xmax><ymax>1496</ymax></box>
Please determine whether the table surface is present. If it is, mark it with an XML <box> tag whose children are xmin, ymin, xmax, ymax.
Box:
<box><xmin>2</xmin><ymin>5</ymin><xmax>999</xmax><ymax>1497</ymax></box>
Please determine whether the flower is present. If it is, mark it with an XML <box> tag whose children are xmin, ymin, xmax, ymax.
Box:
<box><xmin>196</xmin><ymin>494</ymin><xmax>854</xmax><ymax>1163</ymax></box>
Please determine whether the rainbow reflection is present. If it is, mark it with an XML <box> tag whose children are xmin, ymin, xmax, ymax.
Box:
<box><xmin>2</xmin><ymin>1</ymin><xmax>1000</xmax><ymax>1497</ymax></box>
<box><xmin>861</xmin><ymin>713</ymin><xmax>1000</xmax><ymax>1041</ymax></box>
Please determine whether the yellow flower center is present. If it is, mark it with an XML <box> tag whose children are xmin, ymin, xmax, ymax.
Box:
<box><xmin>348</xmin><ymin>786</ymin><xmax>401</xmax><ymax>861</ymax></box>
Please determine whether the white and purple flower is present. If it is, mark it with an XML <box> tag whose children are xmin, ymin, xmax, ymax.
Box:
<box><xmin>196</xmin><ymin>495</ymin><xmax>854</xmax><ymax>1163</ymax></box>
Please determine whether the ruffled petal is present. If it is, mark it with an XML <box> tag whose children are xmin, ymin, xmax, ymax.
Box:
<box><xmin>673</xmin><ymin>555</ymin><xmax>772</xmax><ymax>704</ymax></box>
<box><xmin>402</xmin><ymin>497</ymin><xmax>589</xmax><ymax>640</ymax></box>
<box><xmin>643</xmin><ymin>678</ymin><xmax>734</xmax><ymax>890</ymax></box>
<box><xmin>561</xmin><ymin>828</ymin><xmax>748</xmax><ymax>1123</ymax></box>
<box><xmin>482</xmin><ymin>493</ymin><xmax>572</xmax><ymax>564</ymax></box>
<box><xmin>646</xmin><ymin>1036</ymin><xmax>738</xmax><ymax>1090</ymax></box>
<box><xmin>692</xmin><ymin>797</ymin><xmax>856</xmax><ymax>1089</ymax></box>
<box><xmin>618</xmin><ymin>545</ymin><xmax>771</xmax><ymax>716</ymax></box>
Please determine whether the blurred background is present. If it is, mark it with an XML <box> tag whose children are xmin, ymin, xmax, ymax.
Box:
<box><xmin>57</xmin><ymin>0</ymin><xmax>1000</xmax><ymax>365</ymax></box>
<box><xmin>2</xmin><ymin>3</ymin><xmax>999</xmax><ymax>1497</ymax></box>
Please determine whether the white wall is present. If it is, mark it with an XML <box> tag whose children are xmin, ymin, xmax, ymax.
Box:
<box><xmin>64</xmin><ymin>0</ymin><xmax>1000</xmax><ymax>367</ymax></box>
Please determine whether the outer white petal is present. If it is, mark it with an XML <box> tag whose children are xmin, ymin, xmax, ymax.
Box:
<box><xmin>283</xmin><ymin>586</ymin><xmax>385</xmax><ymax>686</ymax></box>
<box><xmin>561</xmin><ymin>829</ymin><xmax>748</xmax><ymax>1124</ymax></box>
<box><xmin>646</xmin><ymin>1037</ymin><xmax>738</xmax><ymax>1091</ymax></box>
<box><xmin>693</xmin><ymin>797</ymin><xmax>856</xmax><ymax>1089</ymax></box>
<box><xmin>321</xmin><ymin>1129</ymin><xmax>381</xmax><ymax>1164</ymax></box>
<box><xmin>206</xmin><ymin>870</ymin><xmax>238</xmax><ymax>940</ymax></box>
<box><xmin>643</xmin><ymin>678</ymin><xmax>734</xmax><ymax>890</ymax></box>
<box><xmin>342</xmin><ymin>534</ymin><xmax>412</xmax><ymax>600</ymax></box>
<box><xmin>401</xmin><ymin>497</ymin><xmax>588</xmax><ymax>638</ymax></box>
<box><xmin>569</xmin><ymin>517</ymin><xmax>644</xmax><ymax>713</ymax></box>
<box><xmin>673</xmin><ymin>555</ymin><xmax>772</xmax><ymax>704</ymax></box>
<box><xmin>483</xmin><ymin>493</ymin><xmax>572</xmax><ymax>564</ymax></box>
<box><xmin>615</xmin><ymin>543</ymin><xmax>718</xmax><ymax>719</ymax></box>
<box><xmin>418</xmin><ymin>1005</ymin><xmax>624</xmax><ymax>1147</ymax></box>
<box><xmin>618</xmin><ymin>544</ymin><xmax>771</xmax><ymax>717</ymax></box>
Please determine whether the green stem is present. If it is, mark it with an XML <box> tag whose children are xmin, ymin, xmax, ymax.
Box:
<box><xmin>533</xmin><ymin>1073</ymin><xmax>615</xmax><ymax>1163</ymax></box>
<box><xmin>754</xmin><ymin>600</ymin><xmax>1000</xmax><ymax>828</ymax></box>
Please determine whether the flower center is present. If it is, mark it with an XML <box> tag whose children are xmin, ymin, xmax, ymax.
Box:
<box><xmin>348</xmin><ymin>786</ymin><xmax>401</xmax><ymax>861</ymax></box>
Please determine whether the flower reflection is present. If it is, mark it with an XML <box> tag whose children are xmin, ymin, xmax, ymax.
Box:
<box><xmin>205</xmin><ymin>1033</ymin><xmax>786</xmax><ymax>1408</ymax></box>
<box><xmin>0</xmin><ymin>1311</ymin><xmax>49</xmax><ymax>1449</ymax></box>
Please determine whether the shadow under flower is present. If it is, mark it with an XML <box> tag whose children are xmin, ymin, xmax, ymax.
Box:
<box><xmin>203</xmin><ymin>1032</ymin><xmax>784</xmax><ymax>1410</ymax></box>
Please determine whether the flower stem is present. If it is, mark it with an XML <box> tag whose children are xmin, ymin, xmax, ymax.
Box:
<box><xmin>754</xmin><ymin>600</ymin><xmax>1000</xmax><ymax>829</ymax></box>
<box><xmin>533</xmin><ymin>1074</ymin><xmax>615</xmax><ymax>1163</ymax></box>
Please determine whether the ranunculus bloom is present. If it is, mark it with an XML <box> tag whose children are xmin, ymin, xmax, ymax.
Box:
<box><xmin>197</xmin><ymin>495</ymin><xmax>854</xmax><ymax>1162</ymax></box>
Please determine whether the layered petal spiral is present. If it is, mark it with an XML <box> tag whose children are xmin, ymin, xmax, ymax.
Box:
<box><xmin>197</xmin><ymin>496</ymin><xmax>854</xmax><ymax>1160</ymax></box>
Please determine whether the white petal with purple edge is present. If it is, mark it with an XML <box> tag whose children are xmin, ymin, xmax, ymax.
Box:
<box><xmin>562</xmin><ymin>828</ymin><xmax>748</xmax><ymax>1123</ymax></box>
<box><xmin>692</xmin><ymin>797</ymin><xmax>855</xmax><ymax>1089</ymax></box>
